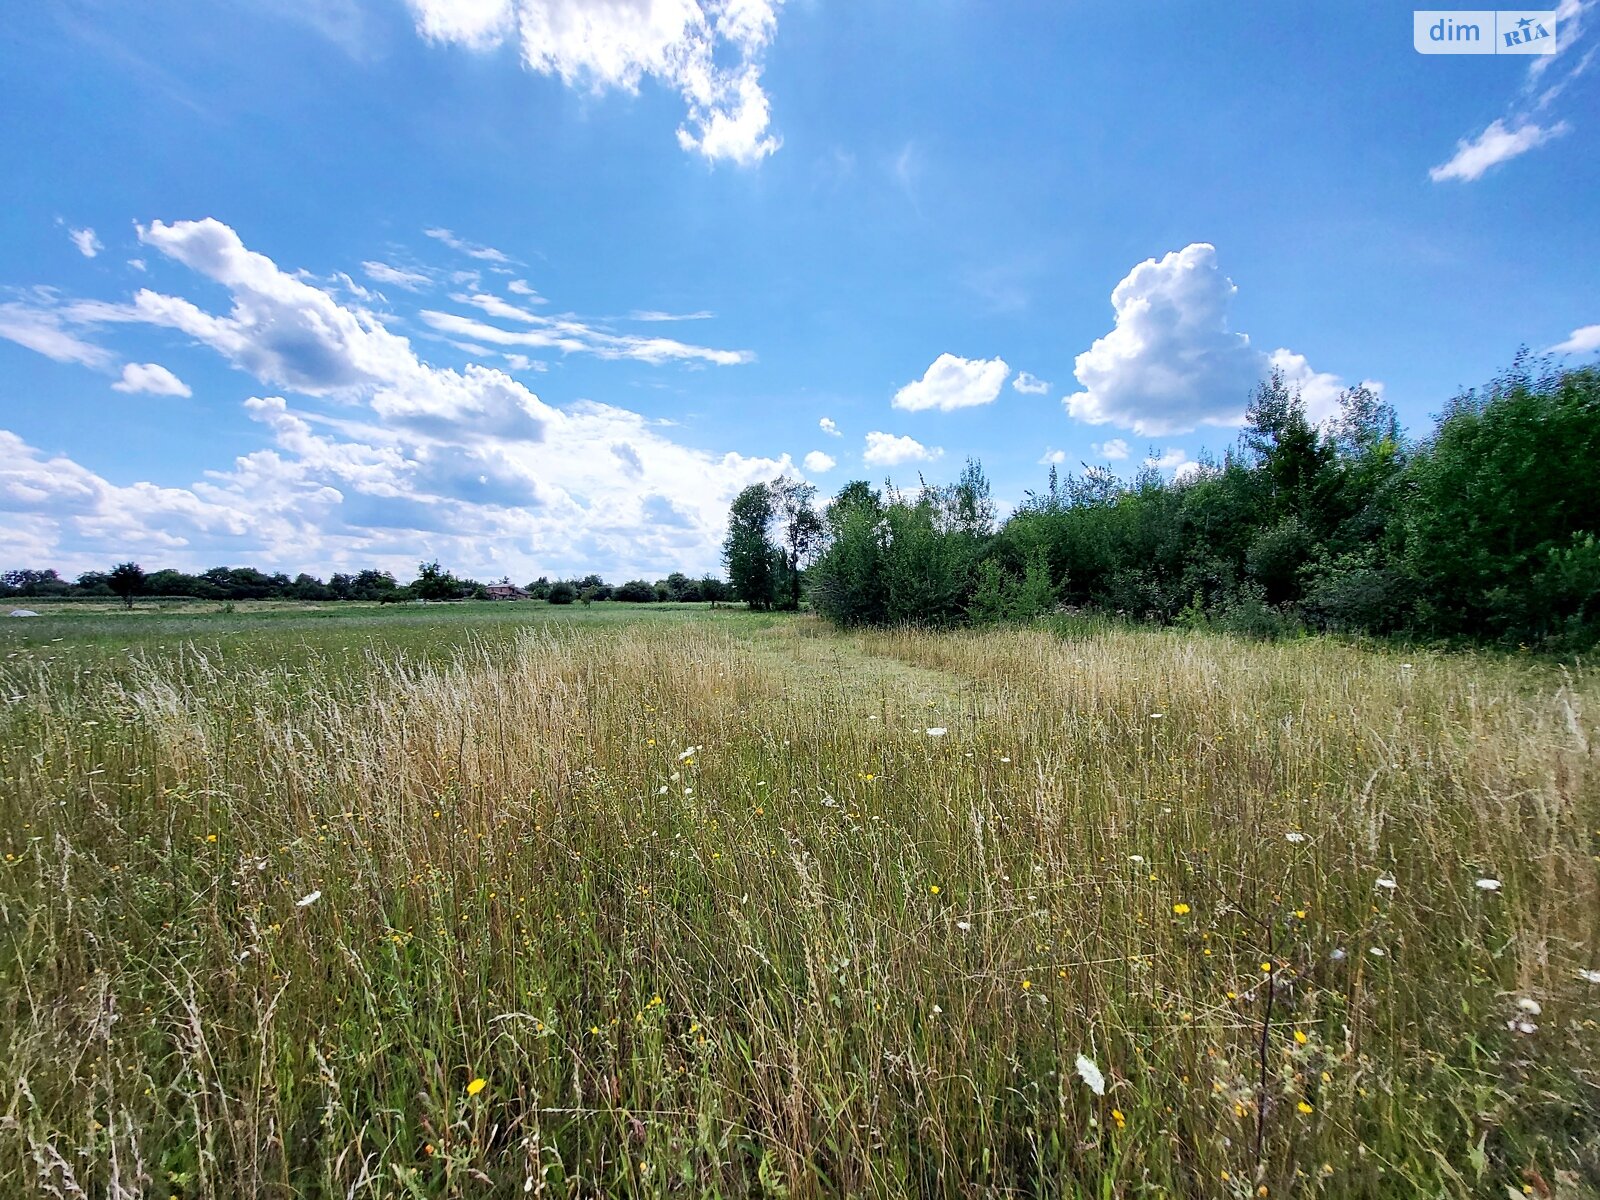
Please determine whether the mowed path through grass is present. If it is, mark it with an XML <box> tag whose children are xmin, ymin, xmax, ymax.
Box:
<box><xmin>1</xmin><ymin>603</ymin><xmax>1597</xmax><ymax>1198</ymax></box>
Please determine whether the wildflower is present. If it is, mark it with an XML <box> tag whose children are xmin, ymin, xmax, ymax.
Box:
<box><xmin>1261</xmin><ymin>961</ymin><xmax>1273</xmax><ymax>973</ymax></box>
<box><xmin>1516</xmin><ymin>997</ymin><xmax>1541</xmax><ymax>1015</ymax></box>
<box><xmin>1475</xmin><ymin>878</ymin><xmax>1502</xmax><ymax>891</ymax></box>
<box><xmin>1128</xmin><ymin>854</ymin><xmax>1144</xmax><ymax>864</ymax></box>
<box><xmin>1368</xmin><ymin>947</ymin><xmax>1386</xmax><ymax>957</ymax></box>
<box><xmin>296</xmin><ymin>891</ymin><xmax>321</xmax><ymax>908</ymax></box>
<box><xmin>1294</xmin><ymin>1030</ymin><xmax>1308</xmax><ymax>1045</ymax></box>
<box><xmin>955</xmin><ymin>920</ymin><xmax>971</xmax><ymax>931</ymax></box>
<box><xmin>930</xmin><ymin>1004</ymin><xmax>943</xmax><ymax>1016</ymax></box>
<box><xmin>1285</xmin><ymin>832</ymin><xmax>1307</xmax><ymax>844</ymax></box>
<box><xmin>1172</xmin><ymin>903</ymin><xmax>1191</xmax><ymax>916</ymax></box>
<box><xmin>1075</xmin><ymin>1054</ymin><xmax>1106</xmax><ymax>1096</ymax></box>
<box><xmin>925</xmin><ymin>727</ymin><xmax>947</xmax><ymax>737</ymax></box>
<box><xmin>1509</xmin><ymin>1019</ymin><xmax>1538</xmax><ymax>1035</ymax></box>
<box><xmin>1021</xmin><ymin>979</ymin><xmax>1032</xmax><ymax>991</ymax></box>
<box><xmin>1149</xmin><ymin>713</ymin><xmax>1164</xmax><ymax>719</ymax></box>
<box><xmin>929</xmin><ymin>885</ymin><xmax>941</xmax><ymax>895</ymax></box>
<box><xmin>677</xmin><ymin>746</ymin><xmax>700</xmax><ymax>761</ymax></box>
<box><xmin>1375</xmin><ymin>876</ymin><xmax>1398</xmax><ymax>890</ymax></box>
<box><xmin>1110</xmin><ymin>1108</ymin><xmax>1126</xmax><ymax>1129</ymax></box>
<box><xmin>466</xmin><ymin>1077</ymin><xmax>487</xmax><ymax>1096</ymax></box>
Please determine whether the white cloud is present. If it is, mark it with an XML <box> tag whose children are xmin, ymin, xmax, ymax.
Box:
<box><xmin>1012</xmin><ymin>371</ymin><xmax>1049</xmax><ymax>395</ymax></box>
<box><xmin>69</xmin><ymin>227</ymin><xmax>102</xmax><ymax>258</ymax></box>
<box><xmin>863</xmin><ymin>431</ymin><xmax>942</xmax><ymax>466</ymax></box>
<box><xmin>421</xmin><ymin>306</ymin><xmax>751</xmax><ymax>366</ymax></box>
<box><xmin>1092</xmin><ymin>438</ymin><xmax>1129</xmax><ymax>461</ymax></box>
<box><xmin>0</xmin><ymin>217</ymin><xmax>790</xmax><ymax>582</ymax></box>
<box><xmin>506</xmin><ymin>279</ymin><xmax>544</xmax><ymax>299</ymax></box>
<box><xmin>802</xmin><ymin>450</ymin><xmax>835</xmax><ymax>473</ymax></box>
<box><xmin>630</xmin><ymin>308</ymin><xmax>714</xmax><ymax>321</ymax></box>
<box><xmin>1038</xmin><ymin>448</ymin><xmax>1066</xmax><ymax>465</ymax></box>
<box><xmin>1266</xmin><ymin>348</ymin><xmax>1378</xmax><ymax>424</ymax></box>
<box><xmin>893</xmin><ymin>353</ymin><xmax>1010</xmax><ymax>412</ymax></box>
<box><xmin>112</xmin><ymin>362</ymin><xmax>192</xmax><ymax>397</ymax></box>
<box><xmin>1065</xmin><ymin>244</ymin><xmax>1373</xmax><ymax>436</ymax></box>
<box><xmin>1066</xmin><ymin>244</ymin><xmax>1261</xmax><ymax>436</ymax></box>
<box><xmin>819</xmin><ymin>416</ymin><xmax>840</xmax><ymax>437</ymax></box>
<box><xmin>1550</xmin><ymin>323</ymin><xmax>1600</xmax><ymax>354</ymax></box>
<box><xmin>423</xmin><ymin>227</ymin><xmax>512</xmax><ymax>263</ymax></box>
<box><xmin>0</xmin><ymin>301</ymin><xmax>114</xmax><ymax>368</ymax></box>
<box><xmin>1429</xmin><ymin>118</ymin><xmax>1570</xmax><ymax>182</ymax></box>
<box><xmin>406</xmin><ymin>0</ymin><xmax>783</xmax><ymax>165</ymax></box>
<box><xmin>1144</xmin><ymin>448</ymin><xmax>1188</xmax><ymax>470</ymax></box>
<box><xmin>362</xmin><ymin>260</ymin><xmax>432</xmax><ymax>290</ymax></box>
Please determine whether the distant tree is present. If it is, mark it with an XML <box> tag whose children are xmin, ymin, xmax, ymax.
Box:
<box><xmin>108</xmin><ymin>561</ymin><xmax>146</xmax><ymax>610</ymax></box>
<box><xmin>411</xmin><ymin>561</ymin><xmax>461</xmax><ymax>601</ymax></box>
<box><xmin>723</xmin><ymin>483</ymin><xmax>779</xmax><ymax>610</ymax></box>
<box><xmin>547</xmin><ymin>580</ymin><xmax>576</xmax><ymax>605</ymax></box>
<box><xmin>614</xmin><ymin>579</ymin><xmax>657</xmax><ymax>602</ymax></box>
<box><xmin>525</xmin><ymin>576</ymin><xmax>552</xmax><ymax>600</ymax></box>
<box><xmin>770</xmin><ymin>476</ymin><xmax>825</xmax><ymax>611</ymax></box>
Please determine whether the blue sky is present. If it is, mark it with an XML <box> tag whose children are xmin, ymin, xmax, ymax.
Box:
<box><xmin>2</xmin><ymin>1</ymin><xmax>1597</xmax><ymax>583</ymax></box>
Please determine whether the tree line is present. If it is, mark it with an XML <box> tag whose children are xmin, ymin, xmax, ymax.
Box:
<box><xmin>2</xmin><ymin>562</ymin><xmax>731</xmax><ymax>608</ymax></box>
<box><xmin>725</xmin><ymin>357</ymin><xmax>1600</xmax><ymax>650</ymax></box>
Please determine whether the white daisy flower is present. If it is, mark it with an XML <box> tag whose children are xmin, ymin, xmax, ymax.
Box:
<box><xmin>1517</xmin><ymin>997</ymin><xmax>1542</xmax><ymax>1015</ymax></box>
<box><xmin>1285</xmin><ymin>832</ymin><xmax>1307</xmax><ymax>844</ymax></box>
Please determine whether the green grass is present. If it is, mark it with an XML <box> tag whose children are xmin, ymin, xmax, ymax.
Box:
<box><xmin>1</xmin><ymin>603</ymin><xmax>1596</xmax><ymax>1197</ymax></box>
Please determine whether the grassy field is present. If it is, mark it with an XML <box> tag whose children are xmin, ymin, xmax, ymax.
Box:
<box><xmin>1</xmin><ymin>602</ymin><xmax>1597</xmax><ymax>1198</ymax></box>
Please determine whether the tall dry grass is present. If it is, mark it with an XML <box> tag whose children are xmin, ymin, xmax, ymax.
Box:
<box><xmin>0</xmin><ymin>613</ymin><xmax>1596</xmax><ymax>1197</ymax></box>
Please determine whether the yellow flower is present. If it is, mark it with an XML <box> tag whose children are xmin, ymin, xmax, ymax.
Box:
<box><xmin>466</xmin><ymin>1077</ymin><xmax>487</xmax><ymax>1097</ymax></box>
<box><xmin>206</xmin><ymin>834</ymin><xmax>218</xmax><ymax>843</ymax></box>
<box><xmin>1172</xmin><ymin>903</ymin><xmax>1191</xmax><ymax>915</ymax></box>
<box><xmin>1261</xmin><ymin>961</ymin><xmax>1273</xmax><ymax>972</ymax></box>
<box><xmin>1294</xmin><ymin>1030</ymin><xmax>1309</xmax><ymax>1045</ymax></box>
<box><xmin>929</xmin><ymin>885</ymin><xmax>941</xmax><ymax>895</ymax></box>
<box><xmin>1297</xmin><ymin>1100</ymin><xmax>1314</xmax><ymax>1114</ymax></box>
<box><xmin>1021</xmin><ymin>979</ymin><xmax>1032</xmax><ymax>991</ymax></box>
<box><xmin>1110</xmin><ymin>1108</ymin><xmax>1126</xmax><ymax>1129</ymax></box>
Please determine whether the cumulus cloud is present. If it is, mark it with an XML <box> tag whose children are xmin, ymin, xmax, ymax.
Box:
<box><xmin>1092</xmin><ymin>438</ymin><xmax>1129</xmax><ymax>461</ymax></box>
<box><xmin>112</xmin><ymin>362</ymin><xmax>191</xmax><ymax>397</ymax></box>
<box><xmin>863</xmin><ymin>431</ymin><xmax>942</xmax><ymax>466</ymax></box>
<box><xmin>1429</xmin><ymin>118</ymin><xmax>1570</xmax><ymax>182</ymax></box>
<box><xmin>893</xmin><ymin>353</ymin><xmax>1010</xmax><ymax>412</ymax></box>
<box><xmin>1550</xmin><ymin>323</ymin><xmax>1600</xmax><ymax>354</ymax></box>
<box><xmin>819</xmin><ymin>416</ymin><xmax>840</xmax><ymax>437</ymax></box>
<box><xmin>1012</xmin><ymin>371</ymin><xmax>1049</xmax><ymax>395</ymax></box>
<box><xmin>406</xmin><ymin>0</ymin><xmax>784</xmax><ymax>165</ymax></box>
<box><xmin>0</xmin><ymin>218</ymin><xmax>788</xmax><ymax>580</ymax></box>
<box><xmin>802</xmin><ymin>450</ymin><xmax>835</xmax><ymax>473</ymax></box>
<box><xmin>363</xmin><ymin>260</ymin><xmax>432</xmax><ymax>290</ymax></box>
<box><xmin>69</xmin><ymin>227</ymin><xmax>102</xmax><ymax>258</ymax></box>
<box><xmin>1038</xmin><ymin>448</ymin><xmax>1066</xmax><ymax>465</ymax></box>
<box><xmin>1065</xmin><ymin>243</ymin><xmax>1373</xmax><ymax>436</ymax></box>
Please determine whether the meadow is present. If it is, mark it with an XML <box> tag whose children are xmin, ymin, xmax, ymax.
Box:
<box><xmin>1</xmin><ymin>602</ymin><xmax>1596</xmax><ymax>1198</ymax></box>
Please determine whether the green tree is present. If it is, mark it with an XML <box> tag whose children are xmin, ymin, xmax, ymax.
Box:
<box><xmin>723</xmin><ymin>483</ymin><xmax>779</xmax><ymax>610</ymax></box>
<box><xmin>770</xmin><ymin>476</ymin><xmax>824</xmax><ymax>611</ymax></box>
<box><xmin>410</xmin><ymin>561</ymin><xmax>460</xmax><ymax>601</ymax></box>
<box><xmin>108</xmin><ymin>561</ymin><xmax>146</xmax><ymax>610</ymax></box>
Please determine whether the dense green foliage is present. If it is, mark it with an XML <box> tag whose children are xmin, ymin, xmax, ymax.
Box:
<box><xmin>805</xmin><ymin>360</ymin><xmax>1600</xmax><ymax>650</ymax></box>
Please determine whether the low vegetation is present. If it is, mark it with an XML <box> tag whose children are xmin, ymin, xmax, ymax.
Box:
<box><xmin>2</xmin><ymin>604</ymin><xmax>1596</xmax><ymax>1196</ymax></box>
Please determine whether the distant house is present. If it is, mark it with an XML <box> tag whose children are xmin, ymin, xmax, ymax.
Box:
<box><xmin>484</xmin><ymin>582</ymin><xmax>529</xmax><ymax>600</ymax></box>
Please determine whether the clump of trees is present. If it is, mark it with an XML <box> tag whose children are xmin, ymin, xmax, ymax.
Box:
<box><xmin>784</xmin><ymin>359</ymin><xmax>1600</xmax><ymax>651</ymax></box>
<box><xmin>3</xmin><ymin>560</ymin><xmax>731</xmax><ymax>607</ymax></box>
<box><xmin>722</xmin><ymin>477</ymin><xmax>824</xmax><ymax>610</ymax></box>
